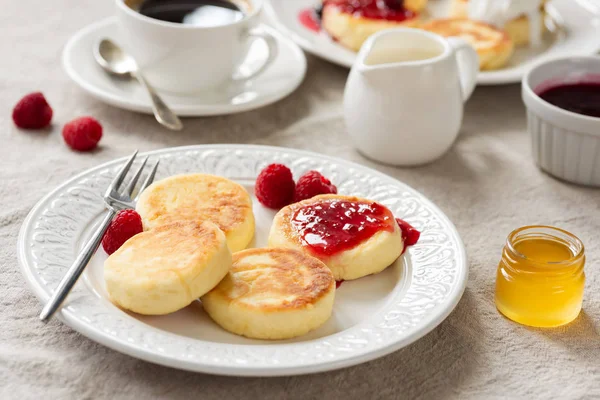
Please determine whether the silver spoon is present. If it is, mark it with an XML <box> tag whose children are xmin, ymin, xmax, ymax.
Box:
<box><xmin>94</xmin><ymin>39</ymin><xmax>183</xmax><ymax>131</ymax></box>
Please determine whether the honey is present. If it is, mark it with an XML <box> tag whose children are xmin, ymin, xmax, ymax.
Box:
<box><xmin>495</xmin><ymin>226</ymin><xmax>585</xmax><ymax>327</ymax></box>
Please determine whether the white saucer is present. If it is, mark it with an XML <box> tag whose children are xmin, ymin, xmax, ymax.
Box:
<box><xmin>63</xmin><ymin>18</ymin><xmax>307</xmax><ymax>116</ymax></box>
<box><xmin>265</xmin><ymin>0</ymin><xmax>600</xmax><ymax>85</ymax></box>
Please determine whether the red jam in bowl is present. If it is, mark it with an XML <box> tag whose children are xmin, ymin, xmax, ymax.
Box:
<box><xmin>537</xmin><ymin>82</ymin><xmax>600</xmax><ymax>118</ymax></box>
<box><xmin>324</xmin><ymin>0</ymin><xmax>414</xmax><ymax>22</ymax></box>
<box><xmin>291</xmin><ymin>199</ymin><xmax>396</xmax><ymax>256</ymax></box>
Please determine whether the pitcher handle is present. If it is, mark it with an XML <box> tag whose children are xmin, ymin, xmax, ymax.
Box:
<box><xmin>447</xmin><ymin>37</ymin><xmax>480</xmax><ymax>102</ymax></box>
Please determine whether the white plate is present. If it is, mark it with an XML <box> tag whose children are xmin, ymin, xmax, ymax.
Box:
<box><xmin>265</xmin><ymin>0</ymin><xmax>600</xmax><ymax>85</ymax></box>
<box><xmin>18</xmin><ymin>145</ymin><xmax>468</xmax><ymax>376</ymax></box>
<box><xmin>63</xmin><ymin>18</ymin><xmax>306</xmax><ymax>116</ymax></box>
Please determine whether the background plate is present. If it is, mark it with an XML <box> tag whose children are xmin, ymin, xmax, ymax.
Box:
<box><xmin>18</xmin><ymin>145</ymin><xmax>468</xmax><ymax>376</ymax></box>
<box><xmin>265</xmin><ymin>0</ymin><xmax>600</xmax><ymax>85</ymax></box>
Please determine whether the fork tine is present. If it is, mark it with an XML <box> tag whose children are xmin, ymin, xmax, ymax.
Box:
<box><xmin>134</xmin><ymin>160</ymin><xmax>159</xmax><ymax>202</ymax></box>
<box><xmin>107</xmin><ymin>151</ymin><xmax>138</xmax><ymax>195</ymax></box>
<box><xmin>123</xmin><ymin>156</ymin><xmax>148</xmax><ymax>197</ymax></box>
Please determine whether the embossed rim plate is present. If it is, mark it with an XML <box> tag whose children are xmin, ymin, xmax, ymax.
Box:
<box><xmin>265</xmin><ymin>0</ymin><xmax>600</xmax><ymax>85</ymax></box>
<box><xmin>18</xmin><ymin>145</ymin><xmax>467</xmax><ymax>376</ymax></box>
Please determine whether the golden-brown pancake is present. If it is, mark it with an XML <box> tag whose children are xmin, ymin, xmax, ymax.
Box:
<box><xmin>422</xmin><ymin>18</ymin><xmax>514</xmax><ymax>70</ymax></box>
<box><xmin>104</xmin><ymin>220</ymin><xmax>232</xmax><ymax>315</ymax></box>
<box><xmin>449</xmin><ymin>0</ymin><xmax>546</xmax><ymax>47</ymax></box>
<box><xmin>201</xmin><ymin>248</ymin><xmax>335</xmax><ymax>340</ymax></box>
<box><xmin>136</xmin><ymin>173</ymin><xmax>254</xmax><ymax>252</ymax></box>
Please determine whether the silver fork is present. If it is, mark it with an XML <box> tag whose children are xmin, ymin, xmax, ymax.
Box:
<box><xmin>39</xmin><ymin>151</ymin><xmax>159</xmax><ymax>322</ymax></box>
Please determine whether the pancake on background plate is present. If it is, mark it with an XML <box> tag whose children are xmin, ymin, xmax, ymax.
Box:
<box><xmin>422</xmin><ymin>18</ymin><xmax>515</xmax><ymax>70</ymax></box>
<box><xmin>321</xmin><ymin>0</ymin><xmax>425</xmax><ymax>52</ymax></box>
<box><xmin>449</xmin><ymin>0</ymin><xmax>547</xmax><ymax>47</ymax></box>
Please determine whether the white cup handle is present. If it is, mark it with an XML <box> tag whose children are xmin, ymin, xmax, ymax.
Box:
<box><xmin>233</xmin><ymin>28</ymin><xmax>279</xmax><ymax>82</ymax></box>
<box><xmin>447</xmin><ymin>37</ymin><xmax>480</xmax><ymax>102</ymax></box>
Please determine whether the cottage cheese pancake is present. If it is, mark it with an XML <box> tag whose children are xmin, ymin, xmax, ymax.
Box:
<box><xmin>450</xmin><ymin>0</ymin><xmax>546</xmax><ymax>47</ymax></box>
<box><xmin>321</xmin><ymin>0</ymin><xmax>423</xmax><ymax>52</ymax></box>
<box><xmin>136</xmin><ymin>173</ymin><xmax>254</xmax><ymax>252</ymax></box>
<box><xmin>104</xmin><ymin>220</ymin><xmax>232</xmax><ymax>315</ymax></box>
<box><xmin>268</xmin><ymin>194</ymin><xmax>403</xmax><ymax>280</ymax></box>
<box><xmin>422</xmin><ymin>18</ymin><xmax>515</xmax><ymax>70</ymax></box>
<box><xmin>201</xmin><ymin>248</ymin><xmax>335</xmax><ymax>339</ymax></box>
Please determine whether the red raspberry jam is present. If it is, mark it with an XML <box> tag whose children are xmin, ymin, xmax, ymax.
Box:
<box><xmin>298</xmin><ymin>8</ymin><xmax>321</xmax><ymax>32</ymax></box>
<box><xmin>291</xmin><ymin>199</ymin><xmax>395</xmax><ymax>256</ymax></box>
<box><xmin>324</xmin><ymin>0</ymin><xmax>414</xmax><ymax>22</ymax></box>
<box><xmin>395</xmin><ymin>218</ymin><xmax>421</xmax><ymax>254</ymax></box>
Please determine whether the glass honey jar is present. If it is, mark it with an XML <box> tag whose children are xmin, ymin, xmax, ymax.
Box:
<box><xmin>495</xmin><ymin>226</ymin><xmax>585</xmax><ymax>327</ymax></box>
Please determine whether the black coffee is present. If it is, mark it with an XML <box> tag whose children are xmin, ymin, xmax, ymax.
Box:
<box><xmin>133</xmin><ymin>0</ymin><xmax>246</xmax><ymax>27</ymax></box>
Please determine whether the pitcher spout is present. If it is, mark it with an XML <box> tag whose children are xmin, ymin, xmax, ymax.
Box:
<box><xmin>355</xmin><ymin>27</ymin><xmax>447</xmax><ymax>76</ymax></box>
<box><xmin>355</xmin><ymin>31</ymin><xmax>387</xmax><ymax>74</ymax></box>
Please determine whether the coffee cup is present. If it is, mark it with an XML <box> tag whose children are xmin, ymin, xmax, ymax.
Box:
<box><xmin>115</xmin><ymin>0</ymin><xmax>278</xmax><ymax>94</ymax></box>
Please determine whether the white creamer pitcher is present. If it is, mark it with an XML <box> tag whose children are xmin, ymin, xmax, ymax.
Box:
<box><xmin>344</xmin><ymin>28</ymin><xmax>479</xmax><ymax>166</ymax></box>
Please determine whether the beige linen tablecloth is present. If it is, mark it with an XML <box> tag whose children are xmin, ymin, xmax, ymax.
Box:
<box><xmin>1</xmin><ymin>1</ymin><xmax>599</xmax><ymax>399</ymax></box>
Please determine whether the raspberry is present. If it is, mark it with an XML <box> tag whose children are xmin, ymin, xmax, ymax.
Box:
<box><xmin>62</xmin><ymin>116</ymin><xmax>103</xmax><ymax>151</ymax></box>
<box><xmin>12</xmin><ymin>92</ymin><xmax>53</xmax><ymax>129</ymax></box>
<box><xmin>255</xmin><ymin>163</ymin><xmax>295</xmax><ymax>208</ymax></box>
<box><xmin>396</xmin><ymin>218</ymin><xmax>421</xmax><ymax>254</ymax></box>
<box><xmin>294</xmin><ymin>171</ymin><xmax>337</xmax><ymax>202</ymax></box>
<box><xmin>102</xmin><ymin>210</ymin><xmax>143</xmax><ymax>255</ymax></box>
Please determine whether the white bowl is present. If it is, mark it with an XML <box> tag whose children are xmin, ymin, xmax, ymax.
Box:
<box><xmin>522</xmin><ymin>56</ymin><xmax>600</xmax><ymax>187</ymax></box>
